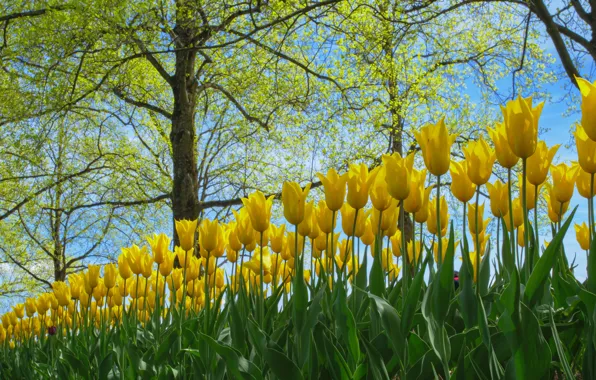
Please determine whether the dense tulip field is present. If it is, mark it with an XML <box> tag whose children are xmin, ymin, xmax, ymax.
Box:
<box><xmin>4</xmin><ymin>86</ymin><xmax>596</xmax><ymax>379</ymax></box>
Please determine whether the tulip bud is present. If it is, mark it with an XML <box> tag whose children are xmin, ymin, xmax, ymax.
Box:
<box><xmin>175</xmin><ymin>219</ymin><xmax>198</xmax><ymax>252</ymax></box>
<box><xmin>501</xmin><ymin>95</ymin><xmax>543</xmax><ymax>159</ymax></box>
<box><xmin>282</xmin><ymin>182</ymin><xmax>311</xmax><ymax>225</ymax></box>
<box><xmin>316</xmin><ymin>168</ymin><xmax>347</xmax><ymax>211</ymax></box>
<box><xmin>414</xmin><ymin>117</ymin><xmax>457</xmax><ymax>176</ymax></box>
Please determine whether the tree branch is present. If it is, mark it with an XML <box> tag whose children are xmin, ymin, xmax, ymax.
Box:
<box><xmin>112</xmin><ymin>88</ymin><xmax>173</xmax><ymax>119</ymax></box>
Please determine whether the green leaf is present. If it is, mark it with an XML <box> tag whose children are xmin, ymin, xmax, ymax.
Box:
<box><xmin>401</xmin><ymin>258</ymin><xmax>427</xmax><ymax>336</ymax></box>
<box><xmin>334</xmin><ymin>284</ymin><xmax>361</xmax><ymax>366</ymax></box>
<box><xmin>361</xmin><ymin>336</ymin><xmax>390</xmax><ymax>380</ymax></box>
<box><xmin>524</xmin><ymin>207</ymin><xmax>576</xmax><ymax>307</ymax></box>
<box><xmin>367</xmin><ymin>293</ymin><xmax>404</xmax><ymax>360</ymax></box>
<box><xmin>264</xmin><ymin>348</ymin><xmax>304</xmax><ymax>380</ymax></box>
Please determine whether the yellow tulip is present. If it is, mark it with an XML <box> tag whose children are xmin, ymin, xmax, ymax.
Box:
<box><xmin>287</xmin><ymin>232</ymin><xmax>304</xmax><ymax>258</ymax></box>
<box><xmin>308</xmin><ymin>208</ymin><xmax>321</xmax><ymax>240</ymax></box>
<box><xmin>175</xmin><ymin>219</ymin><xmax>198</xmax><ymax>251</ymax></box>
<box><xmin>52</xmin><ymin>282</ymin><xmax>71</xmax><ymax>307</ymax></box>
<box><xmin>87</xmin><ymin>264</ymin><xmax>100</xmax><ymax>289</ymax></box>
<box><xmin>298</xmin><ymin>201</ymin><xmax>314</xmax><ymax>237</ymax></box>
<box><xmin>404</xmin><ymin>168</ymin><xmax>427</xmax><ymax>214</ymax></box>
<box><xmin>428</xmin><ymin>195</ymin><xmax>448</xmax><ymax>237</ymax></box>
<box><xmin>449</xmin><ymin>161</ymin><xmax>476</xmax><ymax>203</ymax></box>
<box><xmin>316</xmin><ymin>200</ymin><xmax>335</xmax><ymax>234</ymax></box>
<box><xmin>118</xmin><ymin>251</ymin><xmax>133</xmax><ymax>279</ymax></box>
<box><xmin>159</xmin><ymin>251</ymin><xmax>175</xmax><ymax>277</ymax></box>
<box><xmin>383</xmin><ymin>151</ymin><xmax>415</xmax><ymax>201</ymax></box>
<box><xmin>517</xmin><ymin>174</ymin><xmax>539</xmax><ymax>211</ymax></box>
<box><xmin>141</xmin><ymin>254</ymin><xmax>154</xmax><ymax>279</ymax></box>
<box><xmin>468</xmin><ymin>203</ymin><xmax>491</xmax><ymax>235</ymax></box>
<box><xmin>474</xmin><ymin>232</ymin><xmax>490</xmax><ymax>256</ymax></box>
<box><xmin>469</xmin><ymin>251</ymin><xmax>479</xmax><ymax>283</ymax></box>
<box><xmin>337</xmin><ymin>239</ymin><xmax>353</xmax><ymax>265</ymax></box>
<box><xmin>574</xmin><ymin>123</ymin><xmax>596</xmax><ymax>174</ymax></box>
<box><xmin>390</xmin><ymin>230</ymin><xmax>402</xmax><ymax>258</ymax></box>
<box><xmin>68</xmin><ymin>273</ymin><xmax>84</xmax><ymax>300</ymax></box>
<box><xmin>24</xmin><ymin>299</ymin><xmax>36</xmax><ymax>318</ymax></box>
<box><xmin>486</xmin><ymin>180</ymin><xmax>509</xmax><ymax>218</ymax></box>
<box><xmin>199</xmin><ymin>219</ymin><xmax>223</xmax><ymax>253</ymax></box>
<box><xmin>346</xmin><ymin>163</ymin><xmax>374</xmax><ymax>209</ymax></box>
<box><xmin>233</xmin><ymin>208</ymin><xmax>255</xmax><ymax>246</ymax></box>
<box><xmin>104</xmin><ymin>263</ymin><xmax>117</xmax><ymax>289</ymax></box>
<box><xmin>147</xmin><ymin>233</ymin><xmax>171</xmax><ymax>265</ymax></box>
<box><xmin>361</xmin><ymin>217</ymin><xmax>375</xmax><ymax>246</ymax></box>
<box><xmin>545</xmin><ymin>188</ymin><xmax>570</xmax><ymax>223</ymax></box>
<box><xmin>414</xmin><ymin>117</ymin><xmax>457</xmax><ymax>176</ymax></box>
<box><xmin>463</xmin><ymin>138</ymin><xmax>496</xmax><ymax>185</ymax></box>
<box><xmin>414</xmin><ymin>187</ymin><xmax>433</xmax><ymax>224</ymax></box>
<box><xmin>227</xmin><ymin>225</ymin><xmax>243</xmax><ymax>252</ymax></box>
<box><xmin>576</xmin><ymin>76</ymin><xmax>596</xmax><ymax>140</ymax></box>
<box><xmin>526</xmin><ymin>141</ymin><xmax>560</xmax><ymax>186</ymax></box>
<box><xmin>576</xmin><ymin>164</ymin><xmax>596</xmax><ymax>198</ymax></box>
<box><xmin>575</xmin><ymin>222</ymin><xmax>590</xmax><ymax>250</ymax></box>
<box><xmin>340</xmin><ymin>203</ymin><xmax>367</xmax><ymax>237</ymax></box>
<box><xmin>488</xmin><ymin>122</ymin><xmax>519</xmax><ymax>168</ymax></box>
<box><xmin>368</xmin><ymin>166</ymin><xmax>393</xmax><ymax>211</ymax></box>
<box><xmin>550</xmin><ymin>163</ymin><xmax>578</xmax><ymax>203</ymax></box>
<box><xmin>282</xmin><ymin>181</ymin><xmax>311</xmax><ymax>225</ymax></box>
<box><xmin>371</xmin><ymin>199</ymin><xmax>399</xmax><ymax>235</ymax></box>
<box><xmin>244</xmin><ymin>246</ymin><xmax>272</xmax><ymax>275</ymax></box>
<box><xmin>269</xmin><ymin>224</ymin><xmax>286</xmax><ymax>253</ymax></box>
<box><xmin>241</xmin><ymin>191</ymin><xmax>275</xmax><ymax>232</ymax></box>
<box><xmin>503</xmin><ymin>198</ymin><xmax>523</xmax><ymax>231</ymax></box>
<box><xmin>501</xmin><ymin>95</ymin><xmax>544</xmax><ymax>158</ymax></box>
<box><xmin>316</xmin><ymin>168</ymin><xmax>347</xmax><ymax>211</ymax></box>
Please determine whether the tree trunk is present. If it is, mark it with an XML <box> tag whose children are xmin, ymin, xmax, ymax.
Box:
<box><xmin>170</xmin><ymin>2</ymin><xmax>200</xmax><ymax>247</ymax></box>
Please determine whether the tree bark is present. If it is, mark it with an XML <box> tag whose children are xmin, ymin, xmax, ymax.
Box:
<box><xmin>170</xmin><ymin>1</ymin><xmax>201</xmax><ymax>247</ymax></box>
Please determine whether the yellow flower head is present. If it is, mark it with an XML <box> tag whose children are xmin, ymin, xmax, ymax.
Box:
<box><xmin>116</xmin><ymin>253</ymin><xmax>132</xmax><ymax>282</ymax></box>
<box><xmin>52</xmin><ymin>282</ymin><xmax>71</xmax><ymax>307</ymax></box>
<box><xmin>87</xmin><ymin>264</ymin><xmax>101</xmax><ymax>289</ymax></box>
<box><xmin>545</xmin><ymin>186</ymin><xmax>570</xmax><ymax>223</ymax></box>
<box><xmin>550</xmin><ymin>163</ymin><xmax>578</xmax><ymax>204</ymax></box>
<box><xmin>103</xmin><ymin>263</ymin><xmax>117</xmax><ymax>289</ymax></box>
<box><xmin>368</xmin><ymin>166</ymin><xmax>393</xmax><ymax>211</ymax></box>
<box><xmin>468</xmin><ymin>203</ymin><xmax>491</xmax><ymax>236</ymax></box>
<box><xmin>269</xmin><ymin>224</ymin><xmax>286</xmax><ymax>254</ymax></box>
<box><xmin>414</xmin><ymin>117</ymin><xmax>457</xmax><ymax>176</ymax></box>
<box><xmin>315</xmin><ymin>199</ymin><xmax>335</xmax><ymax>234</ymax></box>
<box><xmin>463</xmin><ymin>138</ymin><xmax>496</xmax><ymax>185</ymax></box>
<box><xmin>382</xmin><ymin>151</ymin><xmax>415</xmax><ymax>201</ymax></box>
<box><xmin>526</xmin><ymin>141</ymin><xmax>560</xmax><ymax>186</ymax></box>
<box><xmin>428</xmin><ymin>195</ymin><xmax>448</xmax><ymax>237</ymax></box>
<box><xmin>147</xmin><ymin>233</ymin><xmax>171</xmax><ymax>265</ymax></box>
<box><xmin>414</xmin><ymin>187</ymin><xmax>433</xmax><ymax>224</ymax></box>
<box><xmin>574</xmin><ymin>123</ymin><xmax>596</xmax><ymax>174</ymax></box>
<box><xmin>298</xmin><ymin>201</ymin><xmax>315</xmax><ymax>237</ymax></box>
<box><xmin>346</xmin><ymin>163</ymin><xmax>374</xmax><ymax>209</ymax></box>
<box><xmin>488</xmin><ymin>122</ymin><xmax>519</xmax><ymax>169</ymax></box>
<box><xmin>449</xmin><ymin>161</ymin><xmax>476</xmax><ymax>203</ymax></box>
<box><xmin>486</xmin><ymin>180</ymin><xmax>509</xmax><ymax>218</ymax></box>
<box><xmin>282</xmin><ymin>182</ymin><xmax>311</xmax><ymax>225</ymax></box>
<box><xmin>12</xmin><ymin>304</ymin><xmax>24</xmax><ymax>319</ymax></box>
<box><xmin>575</xmin><ymin>222</ymin><xmax>590</xmax><ymax>251</ymax></box>
<box><xmin>340</xmin><ymin>203</ymin><xmax>367</xmax><ymax>237</ymax></box>
<box><xmin>501</xmin><ymin>95</ymin><xmax>544</xmax><ymax>159</ymax></box>
<box><xmin>175</xmin><ymin>219</ymin><xmax>198</xmax><ymax>251</ymax></box>
<box><xmin>404</xmin><ymin>168</ymin><xmax>427</xmax><ymax>214</ymax></box>
<box><xmin>316</xmin><ymin>168</ymin><xmax>347</xmax><ymax>211</ymax></box>
<box><xmin>241</xmin><ymin>191</ymin><xmax>275</xmax><ymax>232</ymax></box>
<box><xmin>361</xmin><ymin>216</ymin><xmax>375</xmax><ymax>247</ymax></box>
<box><xmin>199</xmin><ymin>218</ymin><xmax>224</xmax><ymax>253</ymax></box>
<box><xmin>576</xmin><ymin>76</ymin><xmax>596</xmax><ymax>141</ymax></box>
<box><xmin>159</xmin><ymin>250</ymin><xmax>175</xmax><ymax>277</ymax></box>
<box><xmin>503</xmin><ymin>198</ymin><xmax>523</xmax><ymax>232</ymax></box>
<box><xmin>575</xmin><ymin>164</ymin><xmax>596</xmax><ymax>199</ymax></box>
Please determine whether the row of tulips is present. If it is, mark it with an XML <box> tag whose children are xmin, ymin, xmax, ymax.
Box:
<box><xmin>3</xmin><ymin>79</ymin><xmax>596</xmax><ymax>378</ymax></box>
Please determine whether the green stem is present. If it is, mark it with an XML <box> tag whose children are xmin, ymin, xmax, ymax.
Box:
<box><xmin>522</xmin><ymin>158</ymin><xmax>530</xmax><ymax>279</ymax></box>
<box><xmin>204</xmin><ymin>250</ymin><xmax>211</xmax><ymax>334</ymax></box>
<box><xmin>436</xmin><ymin>175</ymin><xmax>442</xmax><ymax>267</ymax></box>
<box><xmin>507</xmin><ymin>168</ymin><xmax>516</xmax><ymax>268</ymax></box>
<box><xmin>474</xmin><ymin>188</ymin><xmax>480</xmax><ymax>293</ymax></box>
<box><xmin>259</xmin><ymin>231</ymin><xmax>264</xmax><ymax>327</ymax></box>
